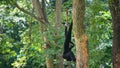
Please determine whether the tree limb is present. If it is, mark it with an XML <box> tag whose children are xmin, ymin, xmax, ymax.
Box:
<box><xmin>14</xmin><ymin>3</ymin><xmax>46</xmax><ymax>24</ymax></box>
<box><xmin>32</xmin><ymin>0</ymin><xmax>49</xmax><ymax>24</ymax></box>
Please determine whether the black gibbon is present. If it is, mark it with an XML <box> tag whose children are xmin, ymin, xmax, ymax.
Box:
<box><xmin>62</xmin><ymin>22</ymin><xmax>76</xmax><ymax>62</ymax></box>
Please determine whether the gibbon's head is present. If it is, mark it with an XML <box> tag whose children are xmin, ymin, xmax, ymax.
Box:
<box><xmin>69</xmin><ymin>42</ymin><xmax>74</xmax><ymax>49</ymax></box>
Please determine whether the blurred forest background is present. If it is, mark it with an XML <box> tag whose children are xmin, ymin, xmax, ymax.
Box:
<box><xmin>0</xmin><ymin>0</ymin><xmax>114</xmax><ymax>68</ymax></box>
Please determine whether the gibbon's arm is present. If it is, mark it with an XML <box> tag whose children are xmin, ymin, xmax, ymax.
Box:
<box><xmin>64</xmin><ymin>22</ymin><xmax>73</xmax><ymax>51</ymax></box>
<box><xmin>66</xmin><ymin>22</ymin><xmax>73</xmax><ymax>42</ymax></box>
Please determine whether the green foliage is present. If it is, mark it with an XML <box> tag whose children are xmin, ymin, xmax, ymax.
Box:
<box><xmin>62</xmin><ymin>0</ymin><xmax>72</xmax><ymax>10</ymax></box>
<box><xmin>0</xmin><ymin>0</ymin><xmax>112</xmax><ymax>68</ymax></box>
<box><xmin>86</xmin><ymin>0</ymin><xmax>112</xmax><ymax>67</ymax></box>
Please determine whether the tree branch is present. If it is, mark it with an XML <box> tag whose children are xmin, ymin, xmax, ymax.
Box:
<box><xmin>32</xmin><ymin>0</ymin><xmax>49</xmax><ymax>24</ymax></box>
<box><xmin>14</xmin><ymin>3</ymin><xmax>46</xmax><ymax>24</ymax></box>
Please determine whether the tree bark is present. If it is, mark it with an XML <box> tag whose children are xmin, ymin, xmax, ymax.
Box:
<box><xmin>33</xmin><ymin>0</ymin><xmax>54</xmax><ymax>68</ymax></box>
<box><xmin>55</xmin><ymin>0</ymin><xmax>64</xmax><ymax>68</ymax></box>
<box><xmin>46</xmin><ymin>57</ymin><xmax>54</xmax><ymax>68</ymax></box>
<box><xmin>109</xmin><ymin>0</ymin><xmax>120</xmax><ymax>68</ymax></box>
<box><xmin>73</xmin><ymin>0</ymin><xmax>89</xmax><ymax>68</ymax></box>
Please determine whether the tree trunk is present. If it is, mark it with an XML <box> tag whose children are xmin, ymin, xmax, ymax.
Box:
<box><xmin>33</xmin><ymin>0</ymin><xmax>54</xmax><ymax>68</ymax></box>
<box><xmin>41</xmin><ymin>24</ymin><xmax>54</xmax><ymax>68</ymax></box>
<box><xmin>109</xmin><ymin>0</ymin><xmax>120</xmax><ymax>68</ymax></box>
<box><xmin>32</xmin><ymin>0</ymin><xmax>49</xmax><ymax>24</ymax></box>
<box><xmin>55</xmin><ymin>0</ymin><xmax>64</xmax><ymax>68</ymax></box>
<box><xmin>73</xmin><ymin>0</ymin><xmax>89</xmax><ymax>68</ymax></box>
<box><xmin>46</xmin><ymin>57</ymin><xmax>54</xmax><ymax>68</ymax></box>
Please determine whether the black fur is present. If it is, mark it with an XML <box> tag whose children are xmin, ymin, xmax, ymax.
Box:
<box><xmin>62</xmin><ymin>22</ymin><xmax>76</xmax><ymax>62</ymax></box>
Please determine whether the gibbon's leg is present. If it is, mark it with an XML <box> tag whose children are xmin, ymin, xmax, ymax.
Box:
<box><xmin>70</xmin><ymin>51</ymin><xmax>76</xmax><ymax>62</ymax></box>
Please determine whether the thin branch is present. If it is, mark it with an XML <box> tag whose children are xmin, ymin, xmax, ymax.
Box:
<box><xmin>14</xmin><ymin>3</ymin><xmax>46</xmax><ymax>24</ymax></box>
